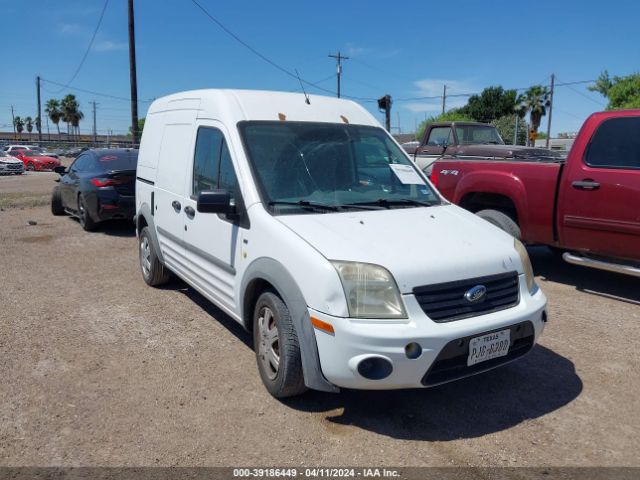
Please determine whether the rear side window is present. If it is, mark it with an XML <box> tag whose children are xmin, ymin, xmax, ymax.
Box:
<box><xmin>585</xmin><ymin>117</ymin><xmax>640</xmax><ymax>169</ymax></box>
<box><xmin>96</xmin><ymin>151</ymin><xmax>138</xmax><ymax>170</ymax></box>
<box><xmin>192</xmin><ymin>127</ymin><xmax>239</xmax><ymax>201</ymax></box>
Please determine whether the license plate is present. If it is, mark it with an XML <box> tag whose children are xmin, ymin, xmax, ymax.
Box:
<box><xmin>467</xmin><ymin>329</ymin><xmax>511</xmax><ymax>366</ymax></box>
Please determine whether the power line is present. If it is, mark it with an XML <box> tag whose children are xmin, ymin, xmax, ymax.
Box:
<box><xmin>40</xmin><ymin>78</ymin><xmax>153</xmax><ymax>103</ymax></box>
<box><xmin>49</xmin><ymin>0</ymin><xmax>111</xmax><ymax>94</ymax></box>
<box><xmin>188</xmin><ymin>0</ymin><xmax>376</xmax><ymax>102</ymax></box>
<box><xmin>556</xmin><ymin>77</ymin><xmax>605</xmax><ymax>107</ymax></box>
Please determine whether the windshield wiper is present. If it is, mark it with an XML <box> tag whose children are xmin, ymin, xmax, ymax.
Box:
<box><xmin>268</xmin><ymin>200</ymin><xmax>341</xmax><ymax>212</ymax></box>
<box><xmin>346</xmin><ymin>198</ymin><xmax>437</xmax><ymax>209</ymax></box>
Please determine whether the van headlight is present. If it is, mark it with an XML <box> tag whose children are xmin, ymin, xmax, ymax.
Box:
<box><xmin>331</xmin><ymin>261</ymin><xmax>407</xmax><ymax>319</ymax></box>
<box><xmin>514</xmin><ymin>239</ymin><xmax>538</xmax><ymax>294</ymax></box>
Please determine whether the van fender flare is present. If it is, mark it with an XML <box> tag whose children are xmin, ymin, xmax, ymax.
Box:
<box><xmin>241</xmin><ymin>258</ymin><xmax>339</xmax><ymax>393</ymax></box>
<box><xmin>136</xmin><ymin>203</ymin><xmax>165</xmax><ymax>264</ymax></box>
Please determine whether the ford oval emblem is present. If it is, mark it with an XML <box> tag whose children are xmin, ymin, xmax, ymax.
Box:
<box><xmin>464</xmin><ymin>285</ymin><xmax>487</xmax><ymax>303</ymax></box>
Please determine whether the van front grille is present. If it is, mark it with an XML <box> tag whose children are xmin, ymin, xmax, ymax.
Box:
<box><xmin>413</xmin><ymin>271</ymin><xmax>520</xmax><ymax>322</ymax></box>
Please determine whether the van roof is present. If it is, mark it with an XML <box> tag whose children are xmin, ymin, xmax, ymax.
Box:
<box><xmin>147</xmin><ymin>89</ymin><xmax>380</xmax><ymax>127</ymax></box>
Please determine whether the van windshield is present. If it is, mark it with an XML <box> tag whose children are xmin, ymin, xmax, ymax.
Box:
<box><xmin>239</xmin><ymin>121</ymin><xmax>440</xmax><ymax>215</ymax></box>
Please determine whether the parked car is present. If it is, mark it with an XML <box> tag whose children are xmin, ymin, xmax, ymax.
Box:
<box><xmin>432</xmin><ymin>109</ymin><xmax>640</xmax><ymax>277</ymax></box>
<box><xmin>400</xmin><ymin>140</ymin><xmax>420</xmax><ymax>155</ymax></box>
<box><xmin>0</xmin><ymin>149</ymin><xmax>24</xmax><ymax>175</ymax></box>
<box><xmin>413</xmin><ymin>121</ymin><xmax>563</xmax><ymax>176</ymax></box>
<box><xmin>134</xmin><ymin>89</ymin><xmax>547</xmax><ymax>398</ymax></box>
<box><xmin>2</xmin><ymin>144</ymin><xmax>58</xmax><ymax>157</ymax></box>
<box><xmin>51</xmin><ymin>148</ymin><xmax>138</xmax><ymax>231</ymax></box>
<box><xmin>10</xmin><ymin>149</ymin><xmax>61</xmax><ymax>171</ymax></box>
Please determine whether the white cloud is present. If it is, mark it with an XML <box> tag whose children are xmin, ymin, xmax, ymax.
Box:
<box><xmin>344</xmin><ymin>43</ymin><xmax>371</xmax><ymax>57</ymax></box>
<box><xmin>58</xmin><ymin>23</ymin><xmax>84</xmax><ymax>35</ymax></box>
<box><xmin>93</xmin><ymin>40</ymin><xmax>127</xmax><ymax>52</ymax></box>
<box><xmin>401</xmin><ymin>78</ymin><xmax>478</xmax><ymax>113</ymax></box>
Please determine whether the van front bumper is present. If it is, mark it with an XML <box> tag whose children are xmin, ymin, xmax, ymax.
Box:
<box><xmin>311</xmin><ymin>275</ymin><xmax>547</xmax><ymax>390</ymax></box>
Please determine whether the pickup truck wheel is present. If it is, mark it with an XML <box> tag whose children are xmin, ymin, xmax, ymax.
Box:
<box><xmin>139</xmin><ymin>227</ymin><xmax>170</xmax><ymax>286</ymax></box>
<box><xmin>51</xmin><ymin>187</ymin><xmax>65</xmax><ymax>216</ymax></box>
<box><xmin>476</xmin><ymin>209</ymin><xmax>521</xmax><ymax>239</ymax></box>
<box><xmin>253</xmin><ymin>291</ymin><xmax>307</xmax><ymax>398</ymax></box>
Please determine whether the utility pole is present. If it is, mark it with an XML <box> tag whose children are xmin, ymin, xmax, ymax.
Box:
<box><xmin>545</xmin><ymin>73</ymin><xmax>555</xmax><ymax>149</ymax></box>
<box><xmin>328</xmin><ymin>51</ymin><xmax>349</xmax><ymax>98</ymax></box>
<box><xmin>91</xmin><ymin>101</ymin><xmax>98</xmax><ymax>146</ymax></box>
<box><xmin>46</xmin><ymin>115</ymin><xmax>50</xmax><ymax>141</ymax></box>
<box><xmin>514</xmin><ymin>115</ymin><xmax>519</xmax><ymax>145</ymax></box>
<box><xmin>442</xmin><ymin>84</ymin><xmax>447</xmax><ymax>114</ymax></box>
<box><xmin>10</xmin><ymin>106</ymin><xmax>16</xmax><ymax>141</ymax></box>
<box><xmin>128</xmin><ymin>0</ymin><xmax>139</xmax><ymax>146</ymax></box>
<box><xmin>36</xmin><ymin>76</ymin><xmax>42</xmax><ymax>143</ymax></box>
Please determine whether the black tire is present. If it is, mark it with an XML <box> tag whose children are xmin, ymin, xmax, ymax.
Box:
<box><xmin>51</xmin><ymin>187</ymin><xmax>65</xmax><ymax>216</ymax></box>
<box><xmin>77</xmin><ymin>194</ymin><xmax>96</xmax><ymax>231</ymax></box>
<box><xmin>253</xmin><ymin>291</ymin><xmax>306</xmax><ymax>398</ymax></box>
<box><xmin>26</xmin><ymin>163</ymin><xmax>35</xmax><ymax>171</ymax></box>
<box><xmin>476</xmin><ymin>209</ymin><xmax>521</xmax><ymax>239</ymax></box>
<box><xmin>138</xmin><ymin>226</ymin><xmax>170</xmax><ymax>286</ymax></box>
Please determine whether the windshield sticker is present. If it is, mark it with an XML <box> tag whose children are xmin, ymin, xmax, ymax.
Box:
<box><xmin>389</xmin><ymin>164</ymin><xmax>426</xmax><ymax>185</ymax></box>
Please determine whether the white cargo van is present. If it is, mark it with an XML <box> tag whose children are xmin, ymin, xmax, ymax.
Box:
<box><xmin>135</xmin><ymin>89</ymin><xmax>547</xmax><ymax>397</ymax></box>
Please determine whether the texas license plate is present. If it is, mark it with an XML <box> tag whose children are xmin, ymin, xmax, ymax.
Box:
<box><xmin>467</xmin><ymin>329</ymin><xmax>511</xmax><ymax>366</ymax></box>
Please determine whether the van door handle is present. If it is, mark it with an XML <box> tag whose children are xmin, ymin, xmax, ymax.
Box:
<box><xmin>572</xmin><ymin>180</ymin><xmax>600</xmax><ymax>191</ymax></box>
<box><xmin>184</xmin><ymin>206</ymin><xmax>195</xmax><ymax>218</ymax></box>
<box><xmin>171</xmin><ymin>200</ymin><xmax>181</xmax><ymax>211</ymax></box>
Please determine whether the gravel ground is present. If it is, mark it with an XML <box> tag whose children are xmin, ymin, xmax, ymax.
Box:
<box><xmin>0</xmin><ymin>191</ymin><xmax>638</xmax><ymax>466</ymax></box>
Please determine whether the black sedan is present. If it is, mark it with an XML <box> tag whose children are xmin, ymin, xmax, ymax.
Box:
<box><xmin>51</xmin><ymin>149</ymin><xmax>138</xmax><ymax>231</ymax></box>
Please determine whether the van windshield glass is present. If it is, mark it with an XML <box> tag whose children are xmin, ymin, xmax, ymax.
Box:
<box><xmin>239</xmin><ymin>121</ymin><xmax>440</xmax><ymax>215</ymax></box>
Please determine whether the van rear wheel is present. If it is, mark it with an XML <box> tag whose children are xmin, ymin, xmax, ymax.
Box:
<box><xmin>476</xmin><ymin>209</ymin><xmax>521</xmax><ymax>239</ymax></box>
<box><xmin>253</xmin><ymin>291</ymin><xmax>306</xmax><ymax>398</ymax></box>
<box><xmin>139</xmin><ymin>226</ymin><xmax>170</xmax><ymax>286</ymax></box>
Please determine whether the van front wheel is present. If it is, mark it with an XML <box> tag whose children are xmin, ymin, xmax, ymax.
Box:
<box><xmin>253</xmin><ymin>291</ymin><xmax>306</xmax><ymax>398</ymax></box>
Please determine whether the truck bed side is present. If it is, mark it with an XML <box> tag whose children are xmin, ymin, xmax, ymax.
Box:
<box><xmin>432</xmin><ymin>158</ymin><xmax>562</xmax><ymax>245</ymax></box>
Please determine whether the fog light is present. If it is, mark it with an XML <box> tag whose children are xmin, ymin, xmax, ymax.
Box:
<box><xmin>405</xmin><ymin>342</ymin><xmax>422</xmax><ymax>359</ymax></box>
<box><xmin>357</xmin><ymin>356</ymin><xmax>393</xmax><ymax>380</ymax></box>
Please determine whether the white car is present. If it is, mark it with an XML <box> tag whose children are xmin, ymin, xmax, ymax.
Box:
<box><xmin>134</xmin><ymin>89</ymin><xmax>547</xmax><ymax>397</ymax></box>
<box><xmin>4</xmin><ymin>144</ymin><xmax>59</xmax><ymax>159</ymax></box>
<box><xmin>0</xmin><ymin>149</ymin><xmax>24</xmax><ymax>174</ymax></box>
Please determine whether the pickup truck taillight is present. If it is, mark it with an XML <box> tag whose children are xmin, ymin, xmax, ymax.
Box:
<box><xmin>430</xmin><ymin>168</ymin><xmax>439</xmax><ymax>187</ymax></box>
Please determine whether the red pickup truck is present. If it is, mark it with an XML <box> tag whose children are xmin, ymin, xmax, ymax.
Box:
<box><xmin>431</xmin><ymin>109</ymin><xmax>640</xmax><ymax>277</ymax></box>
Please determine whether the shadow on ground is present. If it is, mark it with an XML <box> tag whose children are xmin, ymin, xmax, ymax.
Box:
<box><xmin>529</xmin><ymin>246</ymin><xmax>640</xmax><ymax>306</ymax></box>
<box><xmin>168</xmin><ymin>278</ymin><xmax>581</xmax><ymax>441</ymax></box>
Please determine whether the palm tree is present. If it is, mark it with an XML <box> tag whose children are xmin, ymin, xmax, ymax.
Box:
<box><xmin>14</xmin><ymin>116</ymin><xmax>24</xmax><ymax>140</ymax></box>
<box><xmin>25</xmin><ymin>116</ymin><xmax>33</xmax><ymax>141</ymax></box>
<box><xmin>45</xmin><ymin>99</ymin><xmax>62</xmax><ymax>136</ymax></box>
<box><xmin>516</xmin><ymin>86</ymin><xmax>551</xmax><ymax>146</ymax></box>
<box><xmin>71</xmin><ymin>110</ymin><xmax>84</xmax><ymax>138</ymax></box>
<box><xmin>61</xmin><ymin>94</ymin><xmax>83</xmax><ymax>140</ymax></box>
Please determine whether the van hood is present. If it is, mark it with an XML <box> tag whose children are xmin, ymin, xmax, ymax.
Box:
<box><xmin>276</xmin><ymin>204</ymin><xmax>521</xmax><ymax>293</ymax></box>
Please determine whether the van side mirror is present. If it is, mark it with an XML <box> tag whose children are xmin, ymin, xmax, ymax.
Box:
<box><xmin>197</xmin><ymin>190</ymin><xmax>234</xmax><ymax>214</ymax></box>
<box><xmin>54</xmin><ymin>166</ymin><xmax>67</xmax><ymax>175</ymax></box>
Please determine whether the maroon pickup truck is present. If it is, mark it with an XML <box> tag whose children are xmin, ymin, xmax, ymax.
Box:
<box><xmin>431</xmin><ymin>109</ymin><xmax>640</xmax><ymax>277</ymax></box>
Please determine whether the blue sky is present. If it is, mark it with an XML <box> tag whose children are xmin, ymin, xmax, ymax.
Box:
<box><xmin>2</xmin><ymin>0</ymin><xmax>638</xmax><ymax>137</ymax></box>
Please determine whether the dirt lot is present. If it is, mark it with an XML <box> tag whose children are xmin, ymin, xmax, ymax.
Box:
<box><xmin>1</xmin><ymin>172</ymin><xmax>638</xmax><ymax>467</ymax></box>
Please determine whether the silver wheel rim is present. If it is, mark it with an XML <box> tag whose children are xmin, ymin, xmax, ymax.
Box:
<box><xmin>140</xmin><ymin>236</ymin><xmax>152</xmax><ymax>278</ymax></box>
<box><xmin>78</xmin><ymin>197</ymin><xmax>86</xmax><ymax>225</ymax></box>
<box><xmin>257</xmin><ymin>306</ymin><xmax>280</xmax><ymax>380</ymax></box>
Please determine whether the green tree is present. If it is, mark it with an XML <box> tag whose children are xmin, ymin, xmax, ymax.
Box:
<box><xmin>459</xmin><ymin>86</ymin><xmax>517</xmax><ymax>123</ymax></box>
<box><xmin>588</xmin><ymin>70</ymin><xmax>640</xmax><ymax>110</ymax></box>
<box><xmin>491</xmin><ymin>114</ymin><xmax>528</xmax><ymax>146</ymax></box>
<box><xmin>61</xmin><ymin>94</ymin><xmax>83</xmax><ymax>138</ymax></box>
<box><xmin>516</xmin><ymin>85</ymin><xmax>551</xmax><ymax>146</ymax></box>
<box><xmin>45</xmin><ymin>99</ymin><xmax>62</xmax><ymax>135</ymax></box>
<box><xmin>25</xmin><ymin>116</ymin><xmax>33</xmax><ymax>140</ymax></box>
<box><xmin>128</xmin><ymin>118</ymin><xmax>146</xmax><ymax>136</ymax></box>
<box><xmin>415</xmin><ymin>109</ymin><xmax>474</xmax><ymax>141</ymax></box>
<box><xmin>14</xmin><ymin>116</ymin><xmax>24</xmax><ymax>139</ymax></box>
